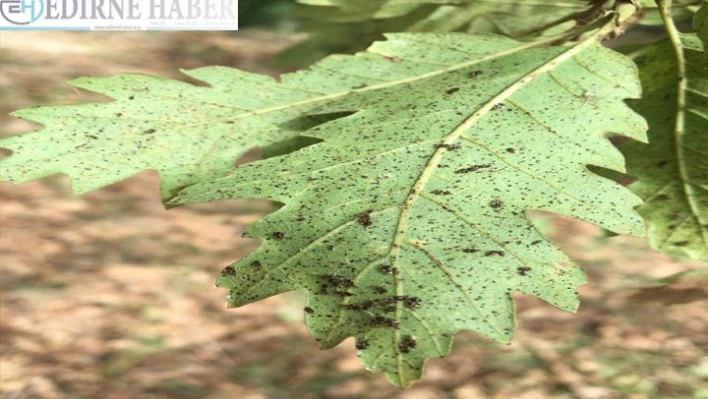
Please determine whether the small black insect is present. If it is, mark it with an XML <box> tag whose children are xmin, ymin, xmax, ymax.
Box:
<box><xmin>431</xmin><ymin>189</ymin><xmax>452</xmax><ymax>195</ymax></box>
<box><xmin>371</xmin><ymin>316</ymin><xmax>400</xmax><ymax>329</ymax></box>
<box><xmin>468</xmin><ymin>70</ymin><xmax>483</xmax><ymax>78</ymax></box>
<box><xmin>321</xmin><ymin>274</ymin><xmax>355</xmax><ymax>288</ymax></box>
<box><xmin>463</xmin><ymin>247</ymin><xmax>479</xmax><ymax>253</ymax></box>
<box><xmin>485</xmin><ymin>250</ymin><xmax>505</xmax><ymax>257</ymax></box>
<box><xmin>374</xmin><ymin>286</ymin><xmax>387</xmax><ymax>294</ymax></box>
<box><xmin>380</xmin><ymin>265</ymin><xmax>398</xmax><ymax>275</ymax></box>
<box><xmin>355</xmin><ymin>338</ymin><xmax>370</xmax><ymax>350</ymax></box>
<box><xmin>531</xmin><ymin>240</ymin><xmax>542</xmax><ymax>245</ymax></box>
<box><xmin>436</xmin><ymin>143</ymin><xmax>461</xmax><ymax>151</ymax></box>
<box><xmin>446</xmin><ymin>87</ymin><xmax>460</xmax><ymax>95</ymax></box>
<box><xmin>399</xmin><ymin>335</ymin><xmax>417</xmax><ymax>353</ymax></box>
<box><xmin>358</xmin><ymin>211</ymin><xmax>373</xmax><ymax>227</ymax></box>
<box><xmin>490</xmin><ymin>199</ymin><xmax>504</xmax><ymax>209</ymax></box>
<box><xmin>272</xmin><ymin>232</ymin><xmax>286</xmax><ymax>239</ymax></box>
<box><xmin>517</xmin><ymin>267</ymin><xmax>532</xmax><ymax>276</ymax></box>
<box><xmin>506</xmin><ymin>148</ymin><xmax>516</xmax><ymax>153</ymax></box>
<box><xmin>492</xmin><ymin>103</ymin><xmax>506</xmax><ymax>110</ymax></box>
<box><xmin>222</xmin><ymin>266</ymin><xmax>237</xmax><ymax>276</ymax></box>
<box><xmin>455</xmin><ymin>164</ymin><xmax>491</xmax><ymax>174</ymax></box>
<box><xmin>304</xmin><ymin>306</ymin><xmax>315</xmax><ymax>314</ymax></box>
<box><xmin>402</xmin><ymin>296</ymin><xmax>421</xmax><ymax>310</ymax></box>
<box><xmin>250</xmin><ymin>261</ymin><xmax>262</xmax><ymax>268</ymax></box>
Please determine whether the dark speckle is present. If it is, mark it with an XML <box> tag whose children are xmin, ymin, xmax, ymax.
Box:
<box><xmin>468</xmin><ymin>70</ymin><xmax>483</xmax><ymax>78</ymax></box>
<box><xmin>492</xmin><ymin>103</ymin><xmax>505</xmax><ymax>110</ymax></box>
<box><xmin>304</xmin><ymin>306</ymin><xmax>314</xmax><ymax>314</ymax></box>
<box><xmin>446</xmin><ymin>87</ymin><xmax>460</xmax><ymax>95</ymax></box>
<box><xmin>506</xmin><ymin>148</ymin><xmax>516</xmax><ymax>153</ymax></box>
<box><xmin>463</xmin><ymin>247</ymin><xmax>479</xmax><ymax>253</ymax></box>
<box><xmin>673</xmin><ymin>241</ymin><xmax>690</xmax><ymax>247</ymax></box>
<box><xmin>431</xmin><ymin>189</ymin><xmax>452</xmax><ymax>195</ymax></box>
<box><xmin>250</xmin><ymin>261</ymin><xmax>262</xmax><ymax>268</ymax></box>
<box><xmin>517</xmin><ymin>267</ymin><xmax>532</xmax><ymax>276</ymax></box>
<box><xmin>355</xmin><ymin>338</ymin><xmax>370</xmax><ymax>350</ymax></box>
<box><xmin>485</xmin><ymin>250</ymin><xmax>505</xmax><ymax>257</ymax></box>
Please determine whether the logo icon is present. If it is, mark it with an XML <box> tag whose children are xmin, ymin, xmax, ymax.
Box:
<box><xmin>1</xmin><ymin>0</ymin><xmax>44</xmax><ymax>25</ymax></box>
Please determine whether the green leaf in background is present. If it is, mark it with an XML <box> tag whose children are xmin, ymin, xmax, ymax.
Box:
<box><xmin>0</xmin><ymin>68</ymin><xmax>364</xmax><ymax>200</ymax></box>
<box><xmin>622</xmin><ymin>4</ymin><xmax>708</xmax><ymax>260</ymax></box>
<box><xmin>696</xmin><ymin>2</ymin><xmax>708</xmax><ymax>54</ymax></box>
<box><xmin>172</xmin><ymin>29</ymin><xmax>647</xmax><ymax>386</ymax></box>
<box><xmin>299</xmin><ymin>0</ymin><xmax>599</xmax><ymax>30</ymax></box>
<box><xmin>637</xmin><ymin>0</ymin><xmax>701</xmax><ymax>26</ymax></box>
<box><xmin>281</xmin><ymin>0</ymin><xmax>614</xmax><ymax>67</ymax></box>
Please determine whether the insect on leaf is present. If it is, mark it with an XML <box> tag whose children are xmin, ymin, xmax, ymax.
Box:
<box><xmin>172</xmin><ymin>29</ymin><xmax>647</xmax><ymax>386</ymax></box>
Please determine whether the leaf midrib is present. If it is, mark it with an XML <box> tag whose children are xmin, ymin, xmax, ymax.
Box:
<box><xmin>382</xmin><ymin>23</ymin><xmax>612</xmax><ymax>385</ymax></box>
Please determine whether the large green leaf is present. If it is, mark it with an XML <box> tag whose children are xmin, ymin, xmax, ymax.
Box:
<box><xmin>622</xmin><ymin>15</ymin><xmax>708</xmax><ymax>260</ymax></box>
<box><xmin>0</xmin><ymin>68</ymin><xmax>352</xmax><ymax>199</ymax></box>
<box><xmin>172</xmin><ymin>29</ymin><xmax>647</xmax><ymax>386</ymax></box>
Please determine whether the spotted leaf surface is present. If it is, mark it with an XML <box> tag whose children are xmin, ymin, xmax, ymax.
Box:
<box><xmin>172</xmin><ymin>33</ymin><xmax>647</xmax><ymax>386</ymax></box>
<box><xmin>1</xmin><ymin>68</ymin><xmax>363</xmax><ymax>199</ymax></box>
<box><xmin>622</xmin><ymin>33</ymin><xmax>708</xmax><ymax>260</ymax></box>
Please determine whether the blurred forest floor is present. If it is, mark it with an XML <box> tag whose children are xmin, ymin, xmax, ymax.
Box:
<box><xmin>0</xmin><ymin>27</ymin><xmax>707</xmax><ymax>399</ymax></box>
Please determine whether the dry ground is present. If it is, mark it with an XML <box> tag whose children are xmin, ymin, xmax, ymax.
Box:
<box><xmin>0</xmin><ymin>31</ymin><xmax>706</xmax><ymax>399</ymax></box>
